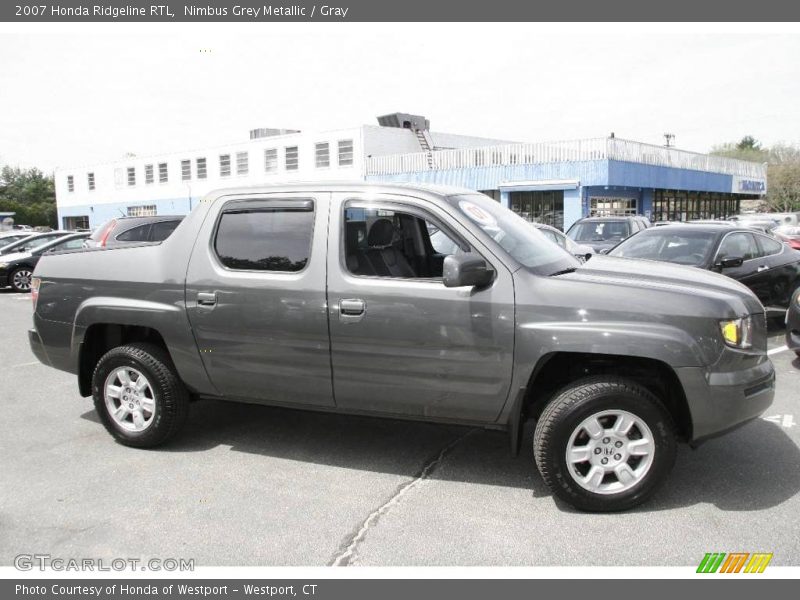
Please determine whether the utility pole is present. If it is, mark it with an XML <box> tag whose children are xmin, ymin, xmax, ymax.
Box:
<box><xmin>663</xmin><ymin>133</ymin><xmax>675</xmax><ymax>148</ymax></box>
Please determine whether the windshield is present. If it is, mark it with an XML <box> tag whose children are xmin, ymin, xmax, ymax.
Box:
<box><xmin>448</xmin><ymin>194</ymin><xmax>579</xmax><ymax>275</ymax></box>
<box><xmin>609</xmin><ymin>229</ymin><xmax>716</xmax><ymax>266</ymax></box>
<box><xmin>568</xmin><ymin>220</ymin><xmax>631</xmax><ymax>243</ymax></box>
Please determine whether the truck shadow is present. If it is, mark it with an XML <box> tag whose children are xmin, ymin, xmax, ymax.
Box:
<box><xmin>82</xmin><ymin>399</ymin><xmax>800</xmax><ymax>513</ymax></box>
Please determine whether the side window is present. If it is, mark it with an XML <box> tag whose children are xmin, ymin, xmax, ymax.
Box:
<box><xmin>343</xmin><ymin>205</ymin><xmax>463</xmax><ymax>279</ymax></box>
<box><xmin>47</xmin><ymin>238</ymin><xmax>86</xmax><ymax>252</ymax></box>
<box><xmin>215</xmin><ymin>207</ymin><xmax>314</xmax><ymax>272</ymax></box>
<box><xmin>757</xmin><ymin>235</ymin><xmax>783</xmax><ymax>257</ymax></box>
<box><xmin>116</xmin><ymin>225</ymin><xmax>152</xmax><ymax>242</ymax></box>
<box><xmin>718</xmin><ymin>232</ymin><xmax>758</xmax><ymax>261</ymax></box>
<box><xmin>150</xmin><ymin>220</ymin><xmax>180</xmax><ymax>242</ymax></box>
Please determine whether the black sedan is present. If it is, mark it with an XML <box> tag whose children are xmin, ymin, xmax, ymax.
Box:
<box><xmin>0</xmin><ymin>232</ymin><xmax>88</xmax><ymax>292</ymax></box>
<box><xmin>608</xmin><ymin>224</ymin><xmax>800</xmax><ymax>314</ymax></box>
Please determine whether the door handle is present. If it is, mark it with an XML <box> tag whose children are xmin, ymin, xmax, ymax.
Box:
<box><xmin>339</xmin><ymin>298</ymin><xmax>366</xmax><ymax>323</ymax></box>
<box><xmin>197</xmin><ymin>292</ymin><xmax>217</xmax><ymax>307</ymax></box>
<box><xmin>340</xmin><ymin>298</ymin><xmax>365</xmax><ymax>315</ymax></box>
<box><xmin>757</xmin><ymin>265</ymin><xmax>769</xmax><ymax>272</ymax></box>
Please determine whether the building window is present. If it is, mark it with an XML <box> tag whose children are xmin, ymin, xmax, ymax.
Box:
<box><xmin>219</xmin><ymin>154</ymin><xmax>231</xmax><ymax>177</ymax></box>
<box><xmin>338</xmin><ymin>139</ymin><xmax>354</xmax><ymax>166</ymax></box>
<box><xmin>510</xmin><ymin>190</ymin><xmax>565</xmax><ymax>230</ymax></box>
<box><xmin>264</xmin><ymin>148</ymin><xmax>278</xmax><ymax>173</ymax></box>
<box><xmin>87</xmin><ymin>173</ymin><xmax>95</xmax><ymax>191</ymax></box>
<box><xmin>196</xmin><ymin>157</ymin><xmax>207</xmax><ymax>179</ymax></box>
<box><xmin>158</xmin><ymin>163</ymin><xmax>168</xmax><ymax>184</ymax></box>
<box><xmin>145</xmin><ymin>164</ymin><xmax>154</xmax><ymax>185</ymax></box>
<box><xmin>315</xmin><ymin>142</ymin><xmax>330</xmax><ymax>168</ymax></box>
<box><xmin>214</xmin><ymin>206</ymin><xmax>314</xmax><ymax>272</ymax></box>
<box><xmin>181</xmin><ymin>159</ymin><xmax>191</xmax><ymax>181</ymax></box>
<box><xmin>236</xmin><ymin>151</ymin><xmax>249</xmax><ymax>175</ymax></box>
<box><xmin>127</xmin><ymin>167</ymin><xmax>136</xmax><ymax>186</ymax></box>
<box><xmin>62</xmin><ymin>215</ymin><xmax>89</xmax><ymax>230</ymax></box>
<box><xmin>285</xmin><ymin>146</ymin><xmax>299</xmax><ymax>171</ymax></box>
<box><xmin>127</xmin><ymin>205</ymin><xmax>157</xmax><ymax>217</ymax></box>
<box><xmin>589</xmin><ymin>197</ymin><xmax>638</xmax><ymax>217</ymax></box>
<box><xmin>67</xmin><ymin>175</ymin><xmax>74</xmax><ymax>192</ymax></box>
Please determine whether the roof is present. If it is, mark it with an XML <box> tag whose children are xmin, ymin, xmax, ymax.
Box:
<box><xmin>201</xmin><ymin>180</ymin><xmax>483</xmax><ymax>200</ymax></box>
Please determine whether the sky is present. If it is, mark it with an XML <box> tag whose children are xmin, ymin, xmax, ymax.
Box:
<box><xmin>1</xmin><ymin>24</ymin><xmax>799</xmax><ymax>172</ymax></box>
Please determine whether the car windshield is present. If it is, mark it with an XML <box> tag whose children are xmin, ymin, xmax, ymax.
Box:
<box><xmin>568</xmin><ymin>220</ymin><xmax>631</xmax><ymax>243</ymax></box>
<box><xmin>609</xmin><ymin>229</ymin><xmax>716</xmax><ymax>266</ymax></box>
<box><xmin>448</xmin><ymin>194</ymin><xmax>579</xmax><ymax>275</ymax></box>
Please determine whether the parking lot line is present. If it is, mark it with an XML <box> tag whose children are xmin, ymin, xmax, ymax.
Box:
<box><xmin>768</xmin><ymin>345</ymin><xmax>789</xmax><ymax>356</ymax></box>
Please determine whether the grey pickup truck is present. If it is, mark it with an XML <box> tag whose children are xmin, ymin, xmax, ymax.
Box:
<box><xmin>29</xmin><ymin>183</ymin><xmax>775</xmax><ymax>511</ymax></box>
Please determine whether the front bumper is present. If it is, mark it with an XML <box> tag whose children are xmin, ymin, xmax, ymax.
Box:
<box><xmin>786</xmin><ymin>302</ymin><xmax>800</xmax><ymax>352</ymax></box>
<box><xmin>0</xmin><ymin>272</ymin><xmax>8</xmax><ymax>287</ymax></box>
<box><xmin>676</xmin><ymin>357</ymin><xmax>775</xmax><ymax>443</ymax></box>
<box><xmin>28</xmin><ymin>328</ymin><xmax>51</xmax><ymax>367</ymax></box>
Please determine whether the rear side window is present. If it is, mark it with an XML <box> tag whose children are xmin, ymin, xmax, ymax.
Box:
<box><xmin>150</xmin><ymin>220</ymin><xmax>180</xmax><ymax>242</ymax></box>
<box><xmin>214</xmin><ymin>208</ymin><xmax>314</xmax><ymax>272</ymax></box>
<box><xmin>116</xmin><ymin>224</ymin><xmax>152</xmax><ymax>242</ymax></box>
<box><xmin>757</xmin><ymin>235</ymin><xmax>783</xmax><ymax>257</ymax></box>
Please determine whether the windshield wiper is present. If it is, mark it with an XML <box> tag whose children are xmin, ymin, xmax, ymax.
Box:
<box><xmin>550</xmin><ymin>267</ymin><xmax>577</xmax><ymax>277</ymax></box>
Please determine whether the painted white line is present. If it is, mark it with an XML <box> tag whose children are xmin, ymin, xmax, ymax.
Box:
<box><xmin>5</xmin><ymin>361</ymin><xmax>40</xmax><ymax>369</ymax></box>
<box><xmin>767</xmin><ymin>345</ymin><xmax>789</xmax><ymax>356</ymax></box>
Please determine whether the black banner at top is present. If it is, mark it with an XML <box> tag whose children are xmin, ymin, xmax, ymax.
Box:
<box><xmin>4</xmin><ymin>0</ymin><xmax>800</xmax><ymax>22</ymax></box>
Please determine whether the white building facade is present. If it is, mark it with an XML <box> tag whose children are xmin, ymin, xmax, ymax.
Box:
<box><xmin>55</xmin><ymin>116</ymin><xmax>510</xmax><ymax>229</ymax></box>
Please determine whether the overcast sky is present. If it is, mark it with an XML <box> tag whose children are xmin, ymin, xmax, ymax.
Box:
<box><xmin>1</xmin><ymin>25</ymin><xmax>799</xmax><ymax>172</ymax></box>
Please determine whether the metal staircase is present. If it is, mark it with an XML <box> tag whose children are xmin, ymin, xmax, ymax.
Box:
<box><xmin>414</xmin><ymin>128</ymin><xmax>435</xmax><ymax>168</ymax></box>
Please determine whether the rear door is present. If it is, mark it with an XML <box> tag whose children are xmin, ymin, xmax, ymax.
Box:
<box><xmin>754</xmin><ymin>234</ymin><xmax>800</xmax><ymax>307</ymax></box>
<box><xmin>326</xmin><ymin>192</ymin><xmax>515</xmax><ymax>423</ymax></box>
<box><xmin>185</xmin><ymin>192</ymin><xmax>334</xmax><ymax>407</ymax></box>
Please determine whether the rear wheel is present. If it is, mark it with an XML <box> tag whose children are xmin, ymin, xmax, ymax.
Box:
<box><xmin>9</xmin><ymin>267</ymin><xmax>33</xmax><ymax>293</ymax></box>
<box><xmin>92</xmin><ymin>343</ymin><xmax>189</xmax><ymax>448</ymax></box>
<box><xmin>534</xmin><ymin>377</ymin><xmax>677</xmax><ymax>512</ymax></box>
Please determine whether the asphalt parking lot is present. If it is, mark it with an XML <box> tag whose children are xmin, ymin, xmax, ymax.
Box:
<box><xmin>1</xmin><ymin>288</ymin><xmax>798</xmax><ymax>567</ymax></box>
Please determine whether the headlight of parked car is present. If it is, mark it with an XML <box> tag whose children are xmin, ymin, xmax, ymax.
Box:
<box><xmin>720</xmin><ymin>316</ymin><xmax>753</xmax><ymax>349</ymax></box>
<box><xmin>0</xmin><ymin>262</ymin><xmax>8</xmax><ymax>269</ymax></box>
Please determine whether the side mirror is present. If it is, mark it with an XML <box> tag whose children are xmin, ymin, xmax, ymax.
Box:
<box><xmin>443</xmin><ymin>254</ymin><xmax>494</xmax><ymax>288</ymax></box>
<box><xmin>716</xmin><ymin>256</ymin><xmax>744</xmax><ymax>270</ymax></box>
<box><xmin>599</xmin><ymin>248</ymin><xmax>610</xmax><ymax>255</ymax></box>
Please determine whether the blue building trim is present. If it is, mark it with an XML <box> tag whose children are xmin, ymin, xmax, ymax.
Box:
<box><xmin>58</xmin><ymin>196</ymin><xmax>199</xmax><ymax>228</ymax></box>
<box><xmin>607</xmin><ymin>161</ymin><xmax>734</xmax><ymax>194</ymax></box>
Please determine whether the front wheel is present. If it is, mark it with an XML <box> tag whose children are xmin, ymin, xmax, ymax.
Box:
<box><xmin>534</xmin><ymin>377</ymin><xmax>677</xmax><ymax>512</ymax></box>
<box><xmin>92</xmin><ymin>343</ymin><xmax>189</xmax><ymax>448</ymax></box>
<box><xmin>9</xmin><ymin>266</ymin><xmax>34</xmax><ymax>292</ymax></box>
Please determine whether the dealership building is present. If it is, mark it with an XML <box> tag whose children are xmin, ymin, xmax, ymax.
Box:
<box><xmin>55</xmin><ymin>113</ymin><xmax>767</xmax><ymax>231</ymax></box>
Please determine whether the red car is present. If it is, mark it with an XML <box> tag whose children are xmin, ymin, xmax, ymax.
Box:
<box><xmin>775</xmin><ymin>226</ymin><xmax>800</xmax><ymax>251</ymax></box>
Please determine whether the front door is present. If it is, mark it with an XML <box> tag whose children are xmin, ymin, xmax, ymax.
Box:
<box><xmin>326</xmin><ymin>193</ymin><xmax>515</xmax><ymax>423</ymax></box>
<box><xmin>185</xmin><ymin>192</ymin><xmax>334</xmax><ymax>407</ymax></box>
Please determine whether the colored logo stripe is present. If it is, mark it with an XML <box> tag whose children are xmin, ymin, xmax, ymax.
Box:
<box><xmin>697</xmin><ymin>552</ymin><xmax>773</xmax><ymax>573</ymax></box>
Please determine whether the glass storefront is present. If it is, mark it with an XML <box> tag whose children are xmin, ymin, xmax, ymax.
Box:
<box><xmin>590</xmin><ymin>197</ymin><xmax>638</xmax><ymax>216</ymax></box>
<box><xmin>509</xmin><ymin>190</ymin><xmax>564</xmax><ymax>230</ymax></box>
<box><xmin>651</xmin><ymin>190</ymin><xmax>744</xmax><ymax>222</ymax></box>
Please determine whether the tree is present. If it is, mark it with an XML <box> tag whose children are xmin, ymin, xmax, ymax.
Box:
<box><xmin>711</xmin><ymin>137</ymin><xmax>800</xmax><ymax>213</ymax></box>
<box><xmin>0</xmin><ymin>165</ymin><xmax>57</xmax><ymax>228</ymax></box>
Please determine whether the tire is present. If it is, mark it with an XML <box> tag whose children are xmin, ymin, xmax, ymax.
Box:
<box><xmin>534</xmin><ymin>377</ymin><xmax>677</xmax><ymax>512</ymax></box>
<box><xmin>92</xmin><ymin>343</ymin><xmax>189</xmax><ymax>448</ymax></box>
<box><xmin>9</xmin><ymin>266</ymin><xmax>34</xmax><ymax>293</ymax></box>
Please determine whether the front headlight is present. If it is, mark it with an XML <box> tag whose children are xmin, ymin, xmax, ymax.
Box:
<box><xmin>720</xmin><ymin>316</ymin><xmax>753</xmax><ymax>348</ymax></box>
<box><xmin>0</xmin><ymin>262</ymin><xmax>7</xmax><ymax>269</ymax></box>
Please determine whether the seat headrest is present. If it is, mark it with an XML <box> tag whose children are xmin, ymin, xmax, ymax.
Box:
<box><xmin>367</xmin><ymin>218</ymin><xmax>395</xmax><ymax>248</ymax></box>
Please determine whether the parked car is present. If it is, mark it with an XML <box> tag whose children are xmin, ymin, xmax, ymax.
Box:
<box><xmin>13</xmin><ymin>224</ymin><xmax>33</xmax><ymax>231</ymax></box>
<box><xmin>774</xmin><ymin>225</ymin><xmax>800</xmax><ymax>251</ymax></box>
<box><xmin>565</xmin><ymin>216</ymin><xmax>648</xmax><ymax>253</ymax></box>
<box><xmin>0</xmin><ymin>231</ymin><xmax>34</xmax><ymax>248</ymax></box>
<box><xmin>84</xmin><ymin>216</ymin><xmax>185</xmax><ymax>249</ymax></box>
<box><xmin>0</xmin><ymin>232</ymin><xmax>88</xmax><ymax>292</ymax></box>
<box><xmin>532</xmin><ymin>222</ymin><xmax>594</xmax><ymax>260</ymax></box>
<box><xmin>608</xmin><ymin>224</ymin><xmax>800</xmax><ymax>315</ymax></box>
<box><xmin>29</xmin><ymin>183</ymin><xmax>775</xmax><ymax>512</ymax></box>
<box><xmin>0</xmin><ymin>231</ymin><xmax>71</xmax><ymax>255</ymax></box>
<box><xmin>786</xmin><ymin>288</ymin><xmax>800</xmax><ymax>357</ymax></box>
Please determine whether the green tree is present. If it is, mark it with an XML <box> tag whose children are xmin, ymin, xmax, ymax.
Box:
<box><xmin>711</xmin><ymin>137</ymin><xmax>800</xmax><ymax>212</ymax></box>
<box><xmin>0</xmin><ymin>165</ymin><xmax>57</xmax><ymax>228</ymax></box>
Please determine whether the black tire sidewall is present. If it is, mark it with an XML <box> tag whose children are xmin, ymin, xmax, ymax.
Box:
<box><xmin>536</xmin><ymin>384</ymin><xmax>676</xmax><ymax>512</ymax></box>
<box><xmin>92</xmin><ymin>346</ymin><xmax>180</xmax><ymax>447</ymax></box>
